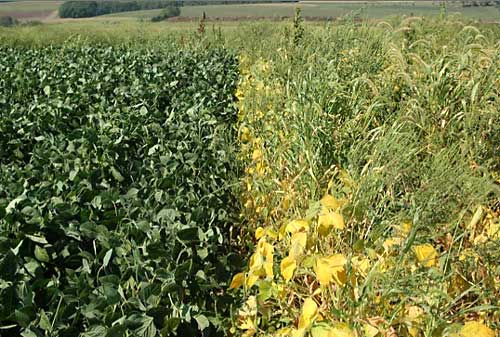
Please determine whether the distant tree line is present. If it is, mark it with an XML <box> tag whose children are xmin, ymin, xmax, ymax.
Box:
<box><xmin>59</xmin><ymin>1</ymin><xmax>176</xmax><ymax>18</ymax></box>
<box><xmin>0</xmin><ymin>16</ymin><xmax>18</xmax><ymax>27</ymax></box>
<box><xmin>151</xmin><ymin>5</ymin><xmax>181</xmax><ymax>21</ymax></box>
<box><xmin>59</xmin><ymin>0</ymin><xmax>298</xmax><ymax>18</ymax></box>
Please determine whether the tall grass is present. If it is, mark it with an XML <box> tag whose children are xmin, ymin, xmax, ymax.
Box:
<box><xmin>232</xmin><ymin>17</ymin><xmax>499</xmax><ymax>336</ymax></box>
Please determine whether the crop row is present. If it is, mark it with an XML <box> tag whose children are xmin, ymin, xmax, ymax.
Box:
<box><xmin>0</xmin><ymin>45</ymin><xmax>240</xmax><ymax>336</ymax></box>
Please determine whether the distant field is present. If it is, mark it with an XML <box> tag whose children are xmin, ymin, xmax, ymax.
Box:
<box><xmin>0</xmin><ymin>0</ymin><xmax>60</xmax><ymax>19</ymax></box>
<box><xmin>106</xmin><ymin>1</ymin><xmax>500</xmax><ymax>20</ymax></box>
<box><xmin>1</xmin><ymin>0</ymin><xmax>499</xmax><ymax>21</ymax></box>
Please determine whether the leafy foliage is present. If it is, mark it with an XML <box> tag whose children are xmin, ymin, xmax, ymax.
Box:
<box><xmin>232</xmin><ymin>18</ymin><xmax>499</xmax><ymax>336</ymax></box>
<box><xmin>0</xmin><ymin>45</ymin><xmax>241</xmax><ymax>336</ymax></box>
<box><xmin>0</xmin><ymin>15</ymin><xmax>17</xmax><ymax>27</ymax></box>
<box><xmin>151</xmin><ymin>6</ymin><xmax>181</xmax><ymax>22</ymax></box>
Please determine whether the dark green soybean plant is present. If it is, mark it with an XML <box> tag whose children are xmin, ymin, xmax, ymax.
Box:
<box><xmin>0</xmin><ymin>45</ymin><xmax>242</xmax><ymax>337</ymax></box>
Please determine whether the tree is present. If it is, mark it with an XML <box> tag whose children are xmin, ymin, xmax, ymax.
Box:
<box><xmin>0</xmin><ymin>16</ymin><xmax>17</xmax><ymax>27</ymax></box>
<box><xmin>151</xmin><ymin>6</ymin><xmax>181</xmax><ymax>21</ymax></box>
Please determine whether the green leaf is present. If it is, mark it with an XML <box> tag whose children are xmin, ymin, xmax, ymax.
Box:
<box><xmin>21</xmin><ymin>329</ymin><xmax>38</xmax><ymax>337</ymax></box>
<box><xmin>162</xmin><ymin>318</ymin><xmax>181</xmax><ymax>334</ymax></box>
<box><xmin>39</xmin><ymin>310</ymin><xmax>52</xmax><ymax>332</ymax></box>
<box><xmin>82</xmin><ymin>326</ymin><xmax>106</xmax><ymax>337</ymax></box>
<box><xmin>195</xmin><ymin>314</ymin><xmax>210</xmax><ymax>331</ymax></box>
<box><xmin>14</xmin><ymin>310</ymin><xmax>31</xmax><ymax>327</ymax></box>
<box><xmin>177</xmin><ymin>227</ymin><xmax>199</xmax><ymax>242</ymax></box>
<box><xmin>34</xmin><ymin>246</ymin><xmax>50</xmax><ymax>263</ymax></box>
<box><xmin>125</xmin><ymin>188</ymin><xmax>139</xmax><ymax>199</ymax></box>
<box><xmin>105</xmin><ymin>324</ymin><xmax>126</xmax><ymax>337</ymax></box>
<box><xmin>103</xmin><ymin>249</ymin><xmax>113</xmax><ymax>268</ymax></box>
<box><xmin>134</xmin><ymin>315</ymin><xmax>156</xmax><ymax>337</ymax></box>
<box><xmin>0</xmin><ymin>47</ymin><xmax>240</xmax><ymax>335</ymax></box>
<box><xmin>5</xmin><ymin>193</ymin><xmax>27</xmax><ymax>214</ymax></box>
<box><xmin>110</xmin><ymin>166</ymin><xmax>124</xmax><ymax>182</ymax></box>
<box><xmin>258</xmin><ymin>280</ymin><xmax>273</xmax><ymax>302</ymax></box>
<box><xmin>311</xmin><ymin>325</ymin><xmax>332</xmax><ymax>337</ymax></box>
<box><xmin>25</xmin><ymin>234</ymin><xmax>48</xmax><ymax>245</ymax></box>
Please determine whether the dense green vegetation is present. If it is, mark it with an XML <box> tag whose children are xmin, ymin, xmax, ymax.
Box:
<box><xmin>0</xmin><ymin>15</ymin><xmax>17</xmax><ymax>26</ymax></box>
<box><xmin>0</xmin><ymin>13</ymin><xmax>499</xmax><ymax>337</ymax></box>
<box><xmin>151</xmin><ymin>6</ymin><xmax>181</xmax><ymax>21</ymax></box>
<box><xmin>0</xmin><ymin>45</ymin><xmax>241</xmax><ymax>336</ymax></box>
